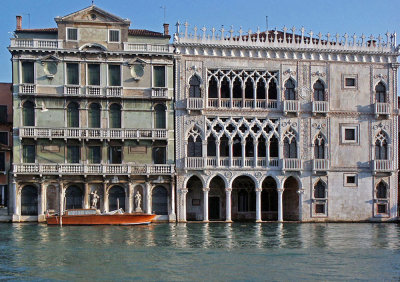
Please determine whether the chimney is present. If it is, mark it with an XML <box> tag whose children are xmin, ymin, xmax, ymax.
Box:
<box><xmin>16</xmin><ymin>15</ymin><xmax>22</xmax><ymax>30</ymax></box>
<box><xmin>163</xmin><ymin>23</ymin><xmax>169</xmax><ymax>36</ymax></box>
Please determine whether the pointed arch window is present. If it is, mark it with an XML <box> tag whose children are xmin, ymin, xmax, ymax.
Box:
<box><xmin>256</xmin><ymin>80</ymin><xmax>266</xmax><ymax>99</ymax></box>
<box><xmin>109</xmin><ymin>103</ymin><xmax>121</xmax><ymax>128</ymax></box>
<box><xmin>189</xmin><ymin>75</ymin><xmax>201</xmax><ymax>98</ymax></box>
<box><xmin>314</xmin><ymin>181</ymin><xmax>326</xmax><ymax>199</ymax></box>
<box><xmin>375</xmin><ymin>181</ymin><xmax>388</xmax><ymax>215</ymax></box>
<box><xmin>208</xmin><ymin>76</ymin><xmax>218</xmax><ymax>98</ymax></box>
<box><xmin>207</xmin><ymin>135</ymin><xmax>217</xmax><ymax>157</ymax></box>
<box><xmin>245</xmin><ymin>136</ymin><xmax>254</xmax><ymax>157</ymax></box>
<box><xmin>284</xmin><ymin>79</ymin><xmax>296</xmax><ymax>100</ymax></box>
<box><xmin>232</xmin><ymin>135</ymin><xmax>242</xmax><ymax>157</ymax></box>
<box><xmin>220</xmin><ymin>77</ymin><xmax>230</xmax><ymax>98</ymax></box>
<box><xmin>22</xmin><ymin>101</ymin><xmax>35</xmax><ymax>126</ymax></box>
<box><xmin>67</xmin><ymin>102</ymin><xmax>79</xmax><ymax>127</ymax></box>
<box><xmin>88</xmin><ymin>103</ymin><xmax>101</xmax><ymax>128</ymax></box>
<box><xmin>219</xmin><ymin>135</ymin><xmax>229</xmax><ymax>157</ymax></box>
<box><xmin>376</xmin><ymin>182</ymin><xmax>387</xmax><ymax>199</ymax></box>
<box><xmin>375</xmin><ymin>82</ymin><xmax>386</xmax><ymax>103</ymax></box>
<box><xmin>232</xmin><ymin>78</ymin><xmax>242</xmax><ymax>99</ymax></box>
<box><xmin>257</xmin><ymin>135</ymin><xmax>266</xmax><ymax>158</ymax></box>
<box><xmin>375</xmin><ymin>131</ymin><xmax>388</xmax><ymax>160</ymax></box>
<box><xmin>314</xmin><ymin>134</ymin><xmax>325</xmax><ymax>159</ymax></box>
<box><xmin>268</xmin><ymin>79</ymin><xmax>277</xmax><ymax>100</ymax></box>
<box><xmin>313</xmin><ymin>80</ymin><xmax>325</xmax><ymax>101</ymax></box>
<box><xmin>154</xmin><ymin>104</ymin><xmax>166</xmax><ymax>129</ymax></box>
<box><xmin>269</xmin><ymin>135</ymin><xmax>279</xmax><ymax>158</ymax></box>
<box><xmin>283</xmin><ymin>129</ymin><xmax>297</xmax><ymax>158</ymax></box>
<box><xmin>187</xmin><ymin>128</ymin><xmax>202</xmax><ymax>157</ymax></box>
<box><xmin>245</xmin><ymin>79</ymin><xmax>254</xmax><ymax>99</ymax></box>
<box><xmin>313</xmin><ymin>180</ymin><xmax>327</xmax><ymax>215</ymax></box>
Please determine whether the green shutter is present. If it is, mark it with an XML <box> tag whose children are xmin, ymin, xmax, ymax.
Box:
<box><xmin>23</xmin><ymin>145</ymin><xmax>35</xmax><ymax>163</ymax></box>
<box><xmin>108</xmin><ymin>65</ymin><xmax>121</xmax><ymax>86</ymax></box>
<box><xmin>67</xmin><ymin>63</ymin><xmax>79</xmax><ymax>85</ymax></box>
<box><xmin>88</xmin><ymin>104</ymin><xmax>100</xmax><ymax>128</ymax></box>
<box><xmin>22</xmin><ymin>62</ymin><xmax>34</xmax><ymax>84</ymax></box>
<box><xmin>109</xmin><ymin>104</ymin><xmax>121</xmax><ymax>128</ymax></box>
<box><xmin>153</xmin><ymin>66</ymin><xmax>165</xmax><ymax>87</ymax></box>
<box><xmin>88</xmin><ymin>64</ymin><xmax>100</xmax><ymax>85</ymax></box>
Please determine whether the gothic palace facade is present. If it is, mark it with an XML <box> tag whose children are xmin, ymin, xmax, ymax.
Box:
<box><xmin>7</xmin><ymin>5</ymin><xmax>400</xmax><ymax>222</ymax></box>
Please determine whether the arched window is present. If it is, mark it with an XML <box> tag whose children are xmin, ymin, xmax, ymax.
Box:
<box><xmin>375</xmin><ymin>82</ymin><xmax>386</xmax><ymax>103</ymax></box>
<box><xmin>375</xmin><ymin>131</ymin><xmax>388</xmax><ymax>160</ymax></box>
<box><xmin>232</xmin><ymin>135</ymin><xmax>242</xmax><ymax>157</ymax></box>
<box><xmin>314</xmin><ymin>181</ymin><xmax>326</xmax><ymax>198</ymax></box>
<box><xmin>154</xmin><ymin>104</ymin><xmax>166</xmax><ymax>129</ymax></box>
<box><xmin>65</xmin><ymin>185</ymin><xmax>83</xmax><ymax>209</ymax></box>
<box><xmin>208</xmin><ymin>76</ymin><xmax>218</xmax><ymax>98</ymax></box>
<box><xmin>268</xmin><ymin>79</ymin><xmax>277</xmax><ymax>100</ymax></box>
<box><xmin>283</xmin><ymin>136</ymin><xmax>297</xmax><ymax>158</ymax></box>
<box><xmin>257</xmin><ymin>135</ymin><xmax>266</xmax><ymax>158</ymax></box>
<box><xmin>314</xmin><ymin>134</ymin><xmax>325</xmax><ymax>159</ymax></box>
<box><xmin>67</xmin><ymin>102</ymin><xmax>79</xmax><ymax>127</ymax></box>
<box><xmin>245</xmin><ymin>79</ymin><xmax>254</xmax><ymax>99</ymax></box>
<box><xmin>188</xmin><ymin>135</ymin><xmax>202</xmax><ymax>157</ymax></box>
<box><xmin>256</xmin><ymin>80</ymin><xmax>266</xmax><ymax>99</ymax></box>
<box><xmin>189</xmin><ymin>75</ymin><xmax>201</xmax><ymax>98</ymax></box>
<box><xmin>207</xmin><ymin>135</ymin><xmax>216</xmax><ymax>157</ymax></box>
<box><xmin>313</xmin><ymin>80</ymin><xmax>325</xmax><ymax>101</ymax></box>
<box><xmin>152</xmin><ymin>186</ymin><xmax>168</xmax><ymax>215</ymax></box>
<box><xmin>269</xmin><ymin>135</ymin><xmax>279</xmax><ymax>158</ymax></box>
<box><xmin>376</xmin><ymin>182</ymin><xmax>387</xmax><ymax>199</ymax></box>
<box><xmin>109</xmin><ymin>103</ymin><xmax>121</xmax><ymax>128</ymax></box>
<box><xmin>245</xmin><ymin>136</ymin><xmax>254</xmax><ymax>157</ymax></box>
<box><xmin>109</xmin><ymin>185</ymin><xmax>126</xmax><ymax>211</ymax></box>
<box><xmin>232</xmin><ymin>78</ymin><xmax>242</xmax><ymax>99</ymax></box>
<box><xmin>220</xmin><ymin>77</ymin><xmax>230</xmax><ymax>99</ymax></box>
<box><xmin>284</xmin><ymin>79</ymin><xmax>296</xmax><ymax>100</ymax></box>
<box><xmin>22</xmin><ymin>101</ymin><xmax>35</xmax><ymax>126</ymax></box>
<box><xmin>238</xmin><ymin>189</ymin><xmax>249</xmax><ymax>212</ymax></box>
<box><xmin>219</xmin><ymin>135</ymin><xmax>229</xmax><ymax>157</ymax></box>
<box><xmin>21</xmin><ymin>185</ymin><xmax>38</xmax><ymax>215</ymax></box>
<box><xmin>88</xmin><ymin>103</ymin><xmax>101</xmax><ymax>128</ymax></box>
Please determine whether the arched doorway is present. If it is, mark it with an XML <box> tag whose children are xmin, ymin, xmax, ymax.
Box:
<box><xmin>261</xmin><ymin>176</ymin><xmax>278</xmax><ymax>221</ymax></box>
<box><xmin>208</xmin><ymin>176</ymin><xmax>226</xmax><ymax>220</ymax></box>
<box><xmin>186</xmin><ymin>175</ymin><xmax>203</xmax><ymax>221</ymax></box>
<box><xmin>283</xmin><ymin>176</ymin><xmax>299</xmax><ymax>221</ymax></box>
<box><xmin>232</xmin><ymin>176</ymin><xmax>256</xmax><ymax>221</ymax></box>
<box><xmin>65</xmin><ymin>185</ymin><xmax>83</xmax><ymax>210</ymax></box>
<box><xmin>21</xmin><ymin>185</ymin><xmax>38</xmax><ymax>215</ymax></box>
<box><xmin>109</xmin><ymin>185</ymin><xmax>125</xmax><ymax>211</ymax></box>
<box><xmin>152</xmin><ymin>185</ymin><xmax>168</xmax><ymax>215</ymax></box>
<box><xmin>46</xmin><ymin>185</ymin><xmax>58</xmax><ymax>213</ymax></box>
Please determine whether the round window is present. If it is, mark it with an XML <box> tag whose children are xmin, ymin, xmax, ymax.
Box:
<box><xmin>131</xmin><ymin>64</ymin><xmax>144</xmax><ymax>80</ymax></box>
<box><xmin>44</xmin><ymin>62</ymin><xmax>57</xmax><ymax>77</ymax></box>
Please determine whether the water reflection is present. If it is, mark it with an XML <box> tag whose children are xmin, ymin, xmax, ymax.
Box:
<box><xmin>1</xmin><ymin>223</ymin><xmax>400</xmax><ymax>280</ymax></box>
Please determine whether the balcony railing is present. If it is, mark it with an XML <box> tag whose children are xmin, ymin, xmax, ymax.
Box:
<box><xmin>283</xmin><ymin>100</ymin><xmax>299</xmax><ymax>115</ymax></box>
<box><xmin>207</xmin><ymin>98</ymin><xmax>278</xmax><ymax>110</ymax></box>
<box><xmin>64</xmin><ymin>85</ymin><xmax>81</xmax><ymax>95</ymax></box>
<box><xmin>87</xmin><ymin>86</ymin><xmax>102</xmax><ymax>96</ymax></box>
<box><xmin>313</xmin><ymin>159</ymin><xmax>330</xmax><ymax>172</ymax></box>
<box><xmin>151</xmin><ymin>88</ymin><xmax>168</xmax><ymax>99</ymax></box>
<box><xmin>123</xmin><ymin>43</ymin><xmax>171</xmax><ymax>53</ymax></box>
<box><xmin>373</xmin><ymin>160</ymin><xmax>393</xmax><ymax>173</ymax></box>
<box><xmin>282</xmin><ymin>158</ymin><xmax>302</xmax><ymax>171</ymax></box>
<box><xmin>187</xmin><ymin>98</ymin><xmax>204</xmax><ymax>110</ymax></box>
<box><xmin>208</xmin><ymin>98</ymin><xmax>218</xmax><ymax>108</ymax></box>
<box><xmin>19</xmin><ymin>84</ymin><xmax>36</xmax><ymax>94</ymax></box>
<box><xmin>374</xmin><ymin>102</ymin><xmax>390</xmax><ymax>117</ymax></box>
<box><xmin>185</xmin><ymin>157</ymin><xmax>205</xmax><ymax>169</ymax></box>
<box><xmin>312</xmin><ymin>101</ymin><xmax>328</xmax><ymax>114</ymax></box>
<box><xmin>185</xmin><ymin>157</ymin><xmax>281</xmax><ymax>169</ymax></box>
<box><xmin>14</xmin><ymin>163</ymin><xmax>175</xmax><ymax>175</ymax></box>
<box><xmin>20</xmin><ymin>127</ymin><xmax>168</xmax><ymax>140</ymax></box>
<box><xmin>11</xmin><ymin>38</ymin><xmax>63</xmax><ymax>49</ymax></box>
<box><xmin>106</xmin><ymin>86</ymin><xmax>123</xmax><ymax>97</ymax></box>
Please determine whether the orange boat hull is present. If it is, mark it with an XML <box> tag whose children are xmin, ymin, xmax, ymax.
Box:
<box><xmin>46</xmin><ymin>213</ymin><xmax>157</xmax><ymax>225</ymax></box>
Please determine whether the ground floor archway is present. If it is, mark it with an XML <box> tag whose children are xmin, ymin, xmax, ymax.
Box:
<box><xmin>152</xmin><ymin>185</ymin><xmax>168</xmax><ymax>215</ymax></box>
<box><xmin>209</xmin><ymin>176</ymin><xmax>226</xmax><ymax>221</ymax></box>
<box><xmin>232</xmin><ymin>176</ymin><xmax>256</xmax><ymax>221</ymax></box>
<box><xmin>21</xmin><ymin>185</ymin><xmax>38</xmax><ymax>215</ymax></box>
<box><xmin>186</xmin><ymin>176</ymin><xmax>203</xmax><ymax>221</ymax></box>
<box><xmin>262</xmin><ymin>176</ymin><xmax>278</xmax><ymax>221</ymax></box>
<box><xmin>109</xmin><ymin>185</ymin><xmax>125</xmax><ymax>211</ymax></box>
<box><xmin>66</xmin><ymin>185</ymin><xmax>83</xmax><ymax>210</ymax></box>
<box><xmin>283</xmin><ymin>176</ymin><xmax>299</xmax><ymax>221</ymax></box>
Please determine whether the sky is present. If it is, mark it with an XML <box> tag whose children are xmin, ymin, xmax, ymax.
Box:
<box><xmin>0</xmin><ymin>0</ymin><xmax>399</xmax><ymax>82</ymax></box>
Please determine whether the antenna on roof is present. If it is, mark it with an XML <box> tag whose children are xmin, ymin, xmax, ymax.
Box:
<box><xmin>91</xmin><ymin>0</ymin><xmax>94</xmax><ymax>5</ymax></box>
<box><xmin>265</xmin><ymin>16</ymin><xmax>268</xmax><ymax>31</ymax></box>
<box><xmin>160</xmin><ymin>6</ymin><xmax>166</xmax><ymax>23</ymax></box>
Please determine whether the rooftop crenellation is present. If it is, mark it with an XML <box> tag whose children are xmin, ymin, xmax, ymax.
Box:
<box><xmin>174</xmin><ymin>21</ymin><xmax>398</xmax><ymax>53</ymax></box>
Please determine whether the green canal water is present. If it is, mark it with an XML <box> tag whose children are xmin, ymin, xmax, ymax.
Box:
<box><xmin>1</xmin><ymin>223</ymin><xmax>400</xmax><ymax>281</ymax></box>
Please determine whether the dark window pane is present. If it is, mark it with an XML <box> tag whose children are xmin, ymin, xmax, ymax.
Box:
<box><xmin>23</xmin><ymin>101</ymin><xmax>34</xmax><ymax>126</ymax></box>
<box><xmin>269</xmin><ymin>137</ymin><xmax>279</xmax><ymax>158</ymax></box>
<box><xmin>0</xmin><ymin>106</ymin><xmax>7</xmax><ymax>123</ymax></box>
<box><xmin>109</xmin><ymin>30</ymin><xmax>120</xmax><ymax>42</ymax></box>
<box><xmin>189</xmin><ymin>76</ymin><xmax>201</xmax><ymax>98</ymax></box>
<box><xmin>22</xmin><ymin>62</ymin><xmax>34</xmax><ymax>84</ymax></box>
<box><xmin>207</xmin><ymin>136</ymin><xmax>216</xmax><ymax>157</ymax></box>
<box><xmin>108</xmin><ymin>65</ymin><xmax>121</xmax><ymax>86</ymax></box>
<box><xmin>67</xmin><ymin>102</ymin><xmax>79</xmax><ymax>127</ymax></box>
<box><xmin>88</xmin><ymin>103</ymin><xmax>101</xmax><ymax>128</ymax></box>
<box><xmin>0</xmin><ymin>132</ymin><xmax>8</xmax><ymax>146</ymax></box>
<box><xmin>23</xmin><ymin>145</ymin><xmax>35</xmax><ymax>163</ymax></box>
<box><xmin>88</xmin><ymin>64</ymin><xmax>100</xmax><ymax>85</ymax></box>
<box><xmin>347</xmin><ymin>176</ymin><xmax>356</xmax><ymax>184</ymax></box>
<box><xmin>67</xmin><ymin>28</ymin><xmax>78</xmax><ymax>40</ymax></box>
<box><xmin>154</xmin><ymin>104</ymin><xmax>166</xmax><ymax>129</ymax></box>
<box><xmin>154</xmin><ymin>66</ymin><xmax>165</xmax><ymax>87</ymax></box>
<box><xmin>67</xmin><ymin>146</ymin><xmax>80</xmax><ymax>163</ymax></box>
<box><xmin>345</xmin><ymin>78</ymin><xmax>355</xmax><ymax>87</ymax></box>
<box><xmin>109</xmin><ymin>146</ymin><xmax>122</xmax><ymax>164</ymax></box>
<box><xmin>315</xmin><ymin>204</ymin><xmax>325</xmax><ymax>214</ymax></box>
<box><xmin>88</xmin><ymin>146</ymin><xmax>101</xmax><ymax>164</ymax></box>
<box><xmin>67</xmin><ymin>63</ymin><xmax>79</xmax><ymax>85</ymax></box>
<box><xmin>376</xmin><ymin>182</ymin><xmax>387</xmax><ymax>199</ymax></box>
<box><xmin>345</xmin><ymin>129</ymin><xmax>355</xmax><ymax>141</ymax></box>
<box><xmin>377</xmin><ymin>204</ymin><xmax>387</xmax><ymax>214</ymax></box>
<box><xmin>0</xmin><ymin>152</ymin><xmax>5</xmax><ymax>171</ymax></box>
<box><xmin>109</xmin><ymin>104</ymin><xmax>121</xmax><ymax>128</ymax></box>
<box><xmin>153</xmin><ymin>147</ymin><xmax>166</xmax><ymax>164</ymax></box>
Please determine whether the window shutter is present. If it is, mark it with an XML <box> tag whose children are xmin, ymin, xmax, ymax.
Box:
<box><xmin>88</xmin><ymin>64</ymin><xmax>100</xmax><ymax>85</ymax></box>
<box><xmin>153</xmin><ymin>66</ymin><xmax>166</xmax><ymax>87</ymax></box>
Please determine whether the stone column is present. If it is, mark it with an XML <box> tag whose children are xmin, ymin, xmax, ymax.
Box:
<box><xmin>59</xmin><ymin>181</ymin><xmax>65</xmax><ymax>215</ymax></box>
<box><xmin>266</xmin><ymin>141</ymin><xmax>270</xmax><ymax>165</ymax></box>
<box><xmin>255</xmin><ymin>188</ymin><xmax>262</xmax><ymax>222</ymax></box>
<box><xmin>277</xmin><ymin>188</ymin><xmax>284</xmax><ymax>222</ymax></box>
<box><xmin>103</xmin><ymin>182</ymin><xmax>109</xmax><ymax>212</ymax></box>
<box><xmin>179</xmin><ymin>189</ymin><xmax>188</xmax><ymax>222</ymax></box>
<box><xmin>38</xmin><ymin>181</ymin><xmax>45</xmax><ymax>215</ymax></box>
<box><xmin>145</xmin><ymin>182</ymin><xmax>151</xmax><ymax>214</ymax></box>
<box><xmin>297</xmin><ymin>189</ymin><xmax>305</xmax><ymax>221</ymax></box>
<box><xmin>216</xmin><ymin>141</ymin><xmax>220</xmax><ymax>166</ymax></box>
<box><xmin>128</xmin><ymin>181</ymin><xmax>134</xmax><ymax>213</ymax></box>
<box><xmin>253</xmin><ymin>140</ymin><xmax>258</xmax><ymax>167</ymax></box>
<box><xmin>241</xmin><ymin>141</ymin><xmax>246</xmax><ymax>167</ymax></box>
<box><xmin>169</xmin><ymin>180</ymin><xmax>176</xmax><ymax>220</ymax></box>
<box><xmin>225</xmin><ymin>188</ymin><xmax>232</xmax><ymax>222</ymax></box>
<box><xmin>84</xmin><ymin>182</ymin><xmax>90</xmax><ymax>209</ymax></box>
<box><xmin>203</xmin><ymin>187</ymin><xmax>210</xmax><ymax>222</ymax></box>
<box><xmin>228</xmin><ymin>140</ymin><xmax>233</xmax><ymax>167</ymax></box>
<box><xmin>12</xmin><ymin>180</ymin><xmax>20</xmax><ymax>220</ymax></box>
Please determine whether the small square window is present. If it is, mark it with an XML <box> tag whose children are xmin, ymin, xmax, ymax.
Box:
<box><xmin>346</xmin><ymin>176</ymin><xmax>356</xmax><ymax>184</ymax></box>
<box><xmin>345</xmin><ymin>78</ymin><xmax>355</xmax><ymax>87</ymax></box>
<box><xmin>344</xmin><ymin>129</ymin><xmax>355</xmax><ymax>141</ymax></box>
<box><xmin>315</xmin><ymin>204</ymin><xmax>325</xmax><ymax>214</ymax></box>
<box><xmin>0</xmin><ymin>132</ymin><xmax>8</xmax><ymax>146</ymax></box>
<box><xmin>377</xmin><ymin>204</ymin><xmax>387</xmax><ymax>214</ymax></box>
<box><xmin>109</xmin><ymin>30</ymin><xmax>120</xmax><ymax>42</ymax></box>
<box><xmin>344</xmin><ymin>173</ymin><xmax>358</xmax><ymax>187</ymax></box>
<box><xmin>67</xmin><ymin>28</ymin><xmax>78</xmax><ymax>41</ymax></box>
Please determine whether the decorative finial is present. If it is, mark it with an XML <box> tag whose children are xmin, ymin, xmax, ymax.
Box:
<box><xmin>91</xmin><ymin>0</ymin><xmax>94</xmax><ymax>5</ymax></box>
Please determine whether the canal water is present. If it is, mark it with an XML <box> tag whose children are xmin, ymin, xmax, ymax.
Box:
<box><xmin>1</xmin><ymin>223</ymin><xmax>400</xmax><ymax>281</ymax></box>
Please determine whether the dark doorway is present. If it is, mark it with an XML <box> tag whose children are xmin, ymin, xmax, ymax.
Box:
<box><xmin>209</xmin><ymin>197</ymin><xmax>220</xmax><ymax>220</ymax></box>
<box><xmin>21</xmin><ymin>185</ymin><xmax>38</xmax><ymax>215</ymax></box>
<box><xmin>66</xmin><ymin>185</ymin><xmax>83</xmax><ymax>210</ymax></box>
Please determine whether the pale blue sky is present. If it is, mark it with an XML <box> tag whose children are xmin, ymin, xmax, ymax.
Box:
<box><xmin>0</xmin><ymin>0</ymin><xmax>399</xmax><ymax>82</ymax></box>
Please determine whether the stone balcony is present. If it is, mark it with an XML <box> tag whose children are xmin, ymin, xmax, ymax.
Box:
<box><xmin>374</xmin><ymin>102</ymin><xmax>390</xmax><ymax>117</ymax></box>
<box><xmin>312</xmin><ymin>159</ymin><xmax>330</xmax><ymax>173</ymax></box>
<box><xmin>372</xmin><ymin>160</ymin><xmax>393</xmax><ymax>174</ymax></box>
<box><xmin>206</xmin><ymin>98</ymin><xmax>278</xmax><ymax>110</ymax></box>
<box><xmin>185</xmin><ymin>157</ymin><xmax>280</xmax><ymax>169</ymax></box>
<box><xmin>151</xmin><ymin>88</ymin><xmax>169</xmax><ymax>99</ymax></box>
<box><xmin>19</xmin><ymin>127</ymin><xmax>168</xmax><ymax>141</ymax></box>
<box><xmin>186</xmin><ymin>98</ymin><xmax>204</xmax><ymax>111</ymax></box>
<box><xmin>312</xmin><ymin>101</ymin><xmax>328</xmax><ymax>115</ymax></box>
<box><xmin>283</xmin><ymin>100</ymin><xmax>300</xmax><ymax>115</ymax></box>
<box><xmin>282</xmin><ymin>158</ymin><xmax>303</xmax><ymax>172</ymax></box>
<box><xmin>19</xmin><ymin>84</ymin><xmax>36</xmax><ymax>94</ymax></box>
<box><xmin>13</xmin><ymin>163</ymin><xmax>175</xmax><ymax>176</ymax></box>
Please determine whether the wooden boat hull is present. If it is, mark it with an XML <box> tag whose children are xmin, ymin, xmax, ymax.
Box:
<box><xmin>46</xmin><ymin>213</ymin><xmax>157</xmax><ymax>225</ymax></box>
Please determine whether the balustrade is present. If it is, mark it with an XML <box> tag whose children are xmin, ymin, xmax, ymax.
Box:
<box><xmin>87</xmin><ymin>86</ymin><xmax>102</xmax><ymax>96</ymax></box>
<box><xmin>151</xmin><ymin>88</ymin><xmax>168</xmax><ymax>98</ymax></box>
<box><xmin>19</xmin><ymin>84</ymin><xmax>36</xmax><ymax>94</ymax></box>
<box><xmin>64</xmin><ymin>85</ymin><xmax>80</xmax><ymax>95</ymax></box>
<box><xmin>106</xmin><ymin>86</ymin><xmax>123</xmax><ymax>97</ymax></box>
<box><xmin>312</xmin><ymin>101</ymin><xmax>328</xmax><ymax>114</ymax></box>
<box><xmin>374</xmin><ymin>102</ymin><xmax>390</xmax><ymax>116</ymax></box>
<box><xmin>11</xmin><ymin>38</ymin><xmax>62</xmax><ymax>49</ymax></box>
<box><xmin>373</xmin><ymin>160</ymin><xmax>393</xmax><ymax>172</ymax></box>
<box><xmin>283</xmin><ymin>100</ymin><xmax>299</xmax><ymax>114</ymax></box>
<box><xmin>187</xmin><ymin>98</ymin><xmax>204</xmax><ymax>110</ymax></box>
<box><xmin>283</xmin><ymin>158</ymin><xmax>302</xmax><ymax>171</ymax></box>
<box><xmin>313</xmin><ymin>159</ymin><xmax>330</xmax><ymax>172</ymax></box>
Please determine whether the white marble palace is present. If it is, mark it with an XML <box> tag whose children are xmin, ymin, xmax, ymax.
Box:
<box><xmin>174</xmin><ymin>24</ymin><xmax>399</xmax><ymax>222</ymax></box>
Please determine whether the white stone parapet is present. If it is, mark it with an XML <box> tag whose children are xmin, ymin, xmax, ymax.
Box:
<box><xmin>13</xmin><ymin>163</ymin><xmax>175</xmax><ymax>175</ymax></box>
<box><xmin>19</xmin><ymin>127</ymin><xmax>168</xmax><ymax>140</ymax></box>
<box><xmin>10</xmin><ymin>39</ymin><xmax>63</xmax><ymax>49</ymax></box>
<box><xmin>174</xmin><ymin>22</ymin><xmax>398</xmax><ymax>53</ymax></box>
